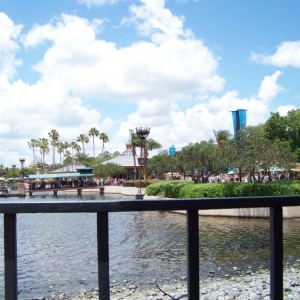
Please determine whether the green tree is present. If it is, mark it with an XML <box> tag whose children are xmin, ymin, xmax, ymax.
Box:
<box><xmin>147</xmin><ymin>151</ymin><xmax>172</xmax><ymax>179</ymax></box>
<box><xmin>130</xmin><ymin>130</ymin><xmax>139</xmax><ymax>180</ymax></box>
<box><xmin>63</xmin><ymin>141</ymin><xmax>70</xmax><ymax>153</ymax></box>
<box><xmin>264</xmin><ymin>109</ymin><xmax>300</xmax><ymax>160</ymax></box>
<box><xmin>57</xmin><ymin>141</ymin><xmax>68</xmax><ymax>165</ymax></box>
<box><xmin>146</xmin><ymin>138</ymin><xmax>162</xmax><ymax>153</ymax></box>
<box><xmin>112</xmin><ymin>151</ymin><xmax>120</xmax><ymax>158</ymax></box>
<box><xmin>94</xmin><ymin>163</ymin><xmax>126</xmax><ymax>178</ymax></box>
<box><xmin>77</xmin><ymin>134</ymin><xmax>89</xmax><ymax>156</ymax></box>
<box><xmin>177</xmin><ymin>141</ymin><xmax>218</xmax><ymax>179</ymax></box>
<box><xmin>99</xmin><ymin>132</ymin><xmax>109</xmax><ymax>154</ymax></box>
<box><xmin>38</xmin><ymin>138</ymin><xmax>50</xmax><ymax>166</ymax></box>
<box><xmin>70</xmin><ymin>142</ymin><xmax>81</xmax><ymax>158</ymax></box>
<box><xmin>213</xmin><ymin>129</ymin><xmax>232</xmax><ymax>146</ymax></box>
<box><xmin>97</xmin><ymin>151</ymin><xmax>113</xmax><ymax>163</ymax></box>
<box><xmin>64</xmin><ymin>150</ymin><xmax>72</xmax><ymax>170</ymax></box>
<box><xmin>27</xmin><ymin>139</ymin><xmax>38</xmax><ymax>167</ymax></box>
<box><xmin>224</xmin><ymin>127</ymin><xmax>297</xmax><ymax>182</ymax></box>
<box><xmin>89</xmin><ymin>127</ymin><xmax>99</xmax><ymax>158</ymax></box>
<box><xmin>48</xmin><ymin>129</ymin><xmax>60</xmax><ymax>170</ymax></box>
<box><xmin>57</xmin><ymin>143</ymin><xmax>64</xmax><ymax>166</ymax></box>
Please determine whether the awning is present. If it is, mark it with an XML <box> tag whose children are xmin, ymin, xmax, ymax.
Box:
<box><xmin>28</xmin><ymin>173</ymin><xmax>95</xmax><ymax>179</ymax></box>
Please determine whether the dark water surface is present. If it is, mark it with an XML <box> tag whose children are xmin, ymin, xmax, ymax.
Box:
<box><xmin>0</xmin><ymin>193</ymin><xmax>300</xmax><ymax>299</ymax></box>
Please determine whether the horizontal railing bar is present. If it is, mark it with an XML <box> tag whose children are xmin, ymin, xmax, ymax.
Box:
<box><xmin>0</xmin><ymin>196</ymin><xmax>300</xmax><ymax>213</ymax></box>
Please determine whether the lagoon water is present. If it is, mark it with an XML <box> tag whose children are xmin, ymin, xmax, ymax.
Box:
<box><xmin>0</xmin><ymin>193</ymin><xmax>300</xmax><ymax>299</ymax></box>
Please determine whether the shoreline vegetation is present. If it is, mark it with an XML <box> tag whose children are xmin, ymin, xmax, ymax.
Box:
<box><xmin>144</xmin><ymin>180</ymin><xmax>300</xmax><ymax>218</ymax></box>
<box><xmin>145</xmin><ymin>180</ymin><xmax>300</xmax><ymax>199</ymax></box>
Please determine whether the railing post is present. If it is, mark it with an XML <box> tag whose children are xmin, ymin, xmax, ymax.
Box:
<box><xmin>186</xmin><ymin>210</ymin><xmax>199</xmax><ymax>299</ymax></box>
<box><xmin>270</xmin><ymin>206</ymin><xmax>283</xmax><ymax>300</ymax></box>
<box><xmin>97</xmin><ymin>212</ymin><xmax>110</xmax><ymax>300</ymax></box>
<box><xmin>4</xmin><ymin>214</ymin><xmax>18</xmax><ymax>300</ymax></box>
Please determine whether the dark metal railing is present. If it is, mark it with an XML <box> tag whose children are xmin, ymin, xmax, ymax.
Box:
<box><xmin>1</xmin><ymin>195</ymin><xmax>300</xmax><ymax>300</ymax></box>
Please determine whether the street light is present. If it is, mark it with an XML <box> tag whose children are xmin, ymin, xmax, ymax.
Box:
<box><xmin>19</xmin><ymin>158</ymin><xmax>25</xmax><ymax>181</ymax></box>
<box><xmin>135</xmin><ymin>127</ymin><xmax>150</xmax><ymax>199</ymax></box>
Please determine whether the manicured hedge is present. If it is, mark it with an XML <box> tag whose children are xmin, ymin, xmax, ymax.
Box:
<box><xmin>146</xmin><ymin>180</ymin><xmax>300</xmax><ymax>198</ymax></box>
<box><xmin>146</xmin><ymin>180</ymin><xmax>193</xmax><ymax>198</ymax></box>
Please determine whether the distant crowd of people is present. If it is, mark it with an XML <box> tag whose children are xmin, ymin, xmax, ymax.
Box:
<box><xmin>95</xmin><ymin>177</ymin><xmax>125</xmax><ymax>186</ymax></box>
<box><xmin>29</xmin><ymin>178</ymin><xmax>96</xmax><ymax>189</ymax></box>
<box><xmin>191</xmin><ymin>172</ymin><xmax>290</xmax><ymax>183</ymax></box>
<box><xmin>29</xmin><ymin>177</ymin><xmax>126</xmax><ymax>190</ymax></box>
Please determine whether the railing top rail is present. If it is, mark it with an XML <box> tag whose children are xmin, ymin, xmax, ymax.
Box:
<box><xmin>0</xmin><ymin>196</ymin><xmax>300</xmax><ymax>213</ymax></box>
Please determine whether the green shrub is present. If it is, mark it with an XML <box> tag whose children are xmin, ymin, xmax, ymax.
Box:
<box><xmin>146</xmin><ymin>181</ymin><xmax>168</xmax><ymax>195</ymax></box>
<box><xmin>179</xmin><ymin>183</ymin><xmax>226</xmax><ymax>198</ymax></box>
<box><xmin>146</xmin><ymin>180</ymin><xmax>192</xmax><ymax>197</ymax></box>
<box><xmin>146</xmin><ymin>180</ymin><xmax>300</xmax><ymax>198</ymax></box>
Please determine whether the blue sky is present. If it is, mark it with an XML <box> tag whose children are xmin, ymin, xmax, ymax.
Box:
<box><xmin>0</xmin><ymin>0</ymin><xmax>300</xmax><ymax>167</ymax></box>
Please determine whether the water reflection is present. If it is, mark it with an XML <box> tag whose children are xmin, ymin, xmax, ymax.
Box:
<box><xmin>0</xmin><ymin>194</ymin><xmax>300</xmax><ymax>299</ymax></box>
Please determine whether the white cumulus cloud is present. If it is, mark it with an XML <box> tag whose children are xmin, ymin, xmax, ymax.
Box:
<box><xmin>257</xmin><ymin>71</ymin><xmax>283</xmax><ymax>102</ymax></box>
<box><xmin>250</xmin><ymin>41</ymin><xmax>300</xmax><ymax>68</ymax></box>
<box><xmin>0</xmin><ymin>12</ymin><xmax>23</xmax><ymax>80</ymax></box>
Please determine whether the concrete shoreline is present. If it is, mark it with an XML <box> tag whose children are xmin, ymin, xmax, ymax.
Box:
<box><xmin>62</xmin><ymin>185</ymin><xmax>300</xmax><ymax>218</ymax></box>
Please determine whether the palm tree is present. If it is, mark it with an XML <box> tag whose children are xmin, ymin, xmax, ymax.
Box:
<box><xmin>130</xmin><ymin>130</ymin><xmax>162</xmax><ymax>180</ymax></box>
<box><xmin>63</xmin><ymin>142</ymin><xmax>70</xmax><ymax>154</ymax></box>
<box><xmin>38</xmin><ymin>138</ymin><xmax>50</xmax><ymax>166</ymax></box>
<box><xmin>64</xmin><ymin>150</ymin><xmax>71</xmax><ymax>171</ymax></box>
<box><xmin>27</xmin><ymin>139</ymin><xmax>38</xmax><ymax>168</ymax></box>
<box><xmin>57</xmin><ymin>143</ymin><xmax>64</xmax><ymax>166</ymax></box>
<box><xmin>88</xmin><ymin>127</ymin><xmax>99</xmax><ymax>159</ymax></box>
<box><xmin>57</xmin><ymin>141</ymin><xmax>65</xmax><ymax>160</ymax></box>
<box><xmin>99</xmin><ymin>132</ymin><xmax>109</xmax><ymax>154</ymax></box>
<box><xmin>77</xmin><ymin>134</ymin><xmax>89</xmax><ymax>156</ymax></box>
<box><xmin>145</xmin><ymin>138</ymin><xmax>162</xmax><ymax>155</ymax></box>
<box><xmin>70</xmin><ymin>142</ymin><xmax>81</xmax><ymax>171</ymax></box>
<box><xmin>130</xmin><ymin>130</ymin><xmax>139</xmax><ymax>180</ymax></box>
<box><xmin>69</xmin><ymin>142</ymin><xmax>79</xmax><ymax>157</ymax></box>
<box><xmin>48</xmin><ymin>129</ymin><xmax>60</xmax><ymax>170</ymax></box>
<box><xmin>130</xmin><ymin>130</ymin><xmax>152</xmax><ymax>179</ymax></box>
<box><xmin>74</xmin><ymin>143</ymin><xmax>81</xmax><ymax>154</ymax></box>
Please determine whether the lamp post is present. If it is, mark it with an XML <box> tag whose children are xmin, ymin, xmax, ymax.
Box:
<box><xmin>19</xmin><ymin>158</ymin><xmax>25</xmax><ymax>181</ymax></box>
<box><xmin>135</xmin><ymin>127</ymin><xmax>150</xmax><ymax>199</ymax></box>
<box><xmin>129</xmin><ymin>129</ymin><xmax>137</xmax><ymax>181</ymax></box>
